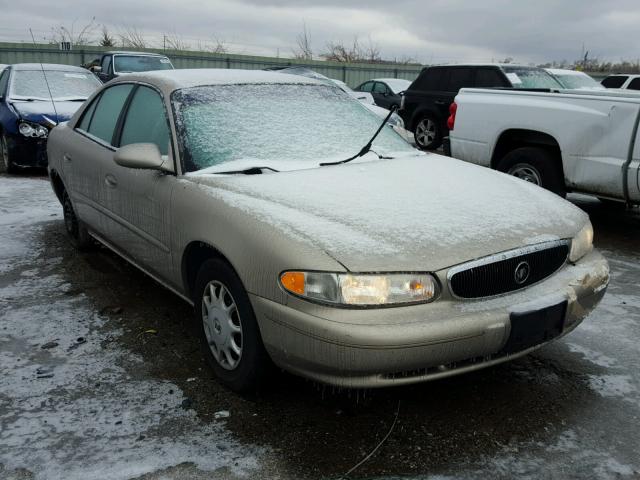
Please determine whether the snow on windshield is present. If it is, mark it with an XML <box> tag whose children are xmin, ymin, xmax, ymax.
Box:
<box><xmin>502</xmin><ymin>67</ymin><xmax>562</xmax><ymax>89</ymax></box>
<box><xmin>556</xmin><ymin>74</ymin><xmax>604</xmax><ymax>89</ymax></box>
<box><xmin>10</xmin><ymin>70</ymin><xmax>101</xmax><ymax>100</ymax></box>
<box><xmin>172</xmin><ymin>83</ymin><xmax>413</xmax><ymax>173</ymax></box>
<box><xmin>113</xmin><ymin>55</ymin><xmax>173</xmax><ymax>73</ymax></box>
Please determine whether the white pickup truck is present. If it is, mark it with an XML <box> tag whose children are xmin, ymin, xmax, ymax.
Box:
<box><xmin>447</xmin><ymin>88</ymin><xmax>640</xmax><ymax>205</ymax></box>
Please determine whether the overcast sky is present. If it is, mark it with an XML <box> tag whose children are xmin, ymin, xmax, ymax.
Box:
<box><xmin>2</xmin><ymin>0</ymin><xmax>640</xmax><ymax>64</ymax></box>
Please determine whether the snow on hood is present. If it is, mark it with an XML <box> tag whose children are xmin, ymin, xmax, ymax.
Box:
<box><xmin>191</xmin><ymin>154</ymin><xmax>587</xmax><ymax>272</ymax></box>
<box><xmin>10</xmin><ymin>99</ymin><xmax>84</xmax><ymax>125</ymax></box>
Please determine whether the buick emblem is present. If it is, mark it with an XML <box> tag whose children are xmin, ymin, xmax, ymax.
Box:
<box><xmin>514</xmin><ymin>261</ymin><xmax>530</xmax><ymax>285</ymax></box>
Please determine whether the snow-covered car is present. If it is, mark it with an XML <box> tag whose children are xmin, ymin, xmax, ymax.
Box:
<box><xmin>48</xmin><ymin>69</ymin><xmax>608</xmax><ymax>392</ymax></box>
<box><xmin>544</xmin><ymin>69</ymin><xmax>605</xmax><ymax>90</ymax></box>
<box><xmin>331</xmin><ymin>79</ymin><xmax>375</xmax><ymax>104</ymax></box>
<box><xmin>0</xmin><ymin>63</ymin><xmax>102</xmax><ymax>172</ymax></box>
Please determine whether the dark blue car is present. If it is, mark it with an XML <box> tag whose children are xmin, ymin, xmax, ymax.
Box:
<box><xmin>0</xmin><ymin>63</ymin><xmax>101</xmax><ymax>173</ymax></box>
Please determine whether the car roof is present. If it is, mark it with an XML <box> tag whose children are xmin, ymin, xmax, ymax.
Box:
<box><xmin>371</xmin><ymin>78</ymin><xmax>411</xmax><ymax>82</ymax></box>
<box><xmin>109</xmin><ymin>68</ymin><xmax>326</xmax><ymax>93</ymax></box>
<box><xmin>10</xmin><ymin>63</ymin><xmax>91</xmax><ymax>72</ymax></box>
<box><xmin>545</xmin><ymin>68</ymin><xmax>590</xmax><ymax>76</ymax></box>
<box><xmin>104</xmin><ymin>51</ymin><xmax>170</xmax><ymax>57</ymax></box>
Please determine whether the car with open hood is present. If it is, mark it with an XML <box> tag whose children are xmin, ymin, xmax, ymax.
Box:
<box><xmin>47</xmin><ymin>69</ymin><xmax>609</xmax><ymax>392</ymax></box>
<box><xmin>0</xmin><ymin>63</ymin><xmax>101</xmax><ymax>172</ymax></box>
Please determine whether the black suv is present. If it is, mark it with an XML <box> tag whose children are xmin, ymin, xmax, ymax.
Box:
<box><xmin>400</xmin><ymin>64</ymin><xmax>561</xmax><ymax>150</ymax></box>
<box><xmin>86</xmin><ymin>51</ymin><xmax>174</xmax><ymax>83</ymax></box>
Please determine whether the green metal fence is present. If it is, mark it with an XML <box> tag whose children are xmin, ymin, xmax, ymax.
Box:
<box><xmin>0</xmin><ymin>42</ymin><xmax>424</xmax><ymax>87</ymax></box>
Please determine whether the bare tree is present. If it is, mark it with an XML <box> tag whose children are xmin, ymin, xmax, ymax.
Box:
<box><xmin>322</xmin><ymin>36</ymin><xmax>383</xmax><ymax>63</ymax></box>
<box><xmin>119</xmin><ymin>26</ymin><xmax>147</xmax><ymax>49</ymax></box>
<box><xmin>293</xmin><ymin>22</ymin><xmax>313</xmax><ymax>60</ymax></box>
<box><xmin>163</xmin><ymin>33</ymin><xmax>191</xmax><ymax>51</ymax></box>
<box><xmin>49</xmin><ymin>17</ymin><xmax>98</xmax><ymax>46</ymax></box>
<box><xmin>99</xmin><ymin>26</ymin><xmax>116</xmax><ymax>47</ymax></box>
<box><xmin>208</xmin><ymin>35</ymin><xmax>227</xmax><ymax>54</ymax></box>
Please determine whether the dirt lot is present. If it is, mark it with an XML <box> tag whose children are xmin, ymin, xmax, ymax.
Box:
<box><xmin>1</xmin><ymin>174</ymin><xmax>639</xmax><ymax>480</ymax></box>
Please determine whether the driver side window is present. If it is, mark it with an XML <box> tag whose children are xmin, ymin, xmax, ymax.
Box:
<box><xmin>0</xmin><ymin>69</ymin><xmax>10</xmax><ymax>97</ymax></box>
<box><xmin>101</xmin><ymin>55</ymin><xmax>112</xmax><ymax>74</ymax></box>
<box><xmin>119</xmin><ymin>86</ymin><xmax>170</xmax><ymax>156</ymax></box>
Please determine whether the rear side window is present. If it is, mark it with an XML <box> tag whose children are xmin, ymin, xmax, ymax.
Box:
<box><xmin>601</xmin><ymin>75</ymin><xmax>627</xmax><ymax>88</ymax></box>
<box><xmin>77</xmin><ymin>96</ymin><xmax>99</xmax><ymax>131</ymax></box>
<box><xmin>119</xmin><ymin>86</ymin><xmax>170</xmax><ymax>155</ymax></box>
<box><xmin>413</xmin><ymin>68</ymin><xmax>444</xmax><ymax>91</ymax></box>
<box><xmin>445</xmin><ymin>68</ymin><xmax>473</xmax><ymax>92</ymax></box>
<box><xmin>474</xmin><ymin>68</ymin><xmax>508</xmax><ymax>88</ymax></box>
<box><xmin>627</xmin><ymin>78</ymin><xmax>640</xmax><ymax>90</ymax></box>
<box><xmin>373</xmin><ymin>82</ymin><xmax>387</xmax><ymax>94</ymax></box>
<box><xmin>86</xmin><ymin>84</ymin><xmax>134</xmax><ymax>145</ymax></box>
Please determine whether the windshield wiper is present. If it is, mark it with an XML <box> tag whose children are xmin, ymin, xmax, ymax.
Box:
<box><xmin>320</xmin><ymin>105</ymin><xmax>398</xmax><ymax>167</ymax></box>
<box><xmin>208</xmin><ymin>166</ymin><xmax>280</xmax><ymax>175</ymax></box>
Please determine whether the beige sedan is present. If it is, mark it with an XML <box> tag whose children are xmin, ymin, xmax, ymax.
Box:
<box><xmin>47</xmin><ymin>69</ymin><xmax>609</xmax><ymax>392</ymax></box>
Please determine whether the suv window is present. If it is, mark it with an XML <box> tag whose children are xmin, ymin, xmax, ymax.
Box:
<box><xmin>626</xmin><ymin>78</ymin><xmax>640</xmax><ymax>90</ymax></box>
<box><xmin>86</xmin><ymin>84</ymin><xmax>134</xmax><ymax>145</ymax></box>
<box><xmin>0</xmin><ymin>69</ymin><xmax>9</xmax><ymax>97</ymax></box>
<box><xmin>601</xmin><ymin>75</ymin><xmax>627</xmax><ymax>89</ymax></box>
<box><xmin>445</xmin><ymin>68</ymin><xmax>473</xmax><ymax>92</ymax></box>
<box><xmin>413</xmin><ymin>68</ymin><xmax>444</xmax><ymax>91</ymax></box>
<box><xmin>120</xmin><ymin>86</ymin><xmax>170</xmax><ymax>155</ymax></box>
<box><xmin>373</xmin><ymin>82</ymin><xmax>388</xmax><ymax>94</ymax></box>
<box><xmin>475</xmin><ymin>68</ymin><xmax>507</xmax><ymax>88</ymax></box>
<box><xmin>101</xmin><ymin>55</ymin><xmax>112</xmax><ymax>74</ymax></box>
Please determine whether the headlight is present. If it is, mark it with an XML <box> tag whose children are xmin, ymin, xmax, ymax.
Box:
<box><xmin>569</xmin><ymin>221</ymin><xmax>593</xmax><ymax>263</ymax></box>
<box><xmin>387</xmin><ymin>112</ymin><xmax>404</xmax><ymax>129</ymax></box>
<box><xmin>280</xmin><ymin>271</ymin><xmax>439</xmax><ymax>306</ymax></box>
<box><xmin>18</xmin><ymin>121</ymin><xmax>48</xmax><ymax>138</ymax></box>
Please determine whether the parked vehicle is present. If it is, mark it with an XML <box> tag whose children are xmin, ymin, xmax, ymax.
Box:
<box><xmin>0</xmin><ymin>63</ymin><xmax>102</xmax><ymax>172</ymax></box>
<box><xmin>544</xmin><ymin>69</ymin><xmax>605</xmax><ymax>90</ymax></box>
<box><xmin>447</xmin><ymin>87</ymin><xmax>640</xmax><ymax>205</ymax></box>
<box><xmin>355</xmin><ymin>78</ymin><xmax>411</xmax><ymax>109</ymax></box>
<box><xmin>88</xmin><ymin>51</ymin><xmax>174</xmax><ymax>83</ymax></box>
<box><xmin>400</xmin><ymin>64</ymin><xmax>561</xmax><ymax>150</ymax></box>
<box><xmin>0</xmin><ymin>64</ymin><xmax>7</xmax><ymax>72</ymax></box>
<box><xmin>331</xmin><ymin>79</ymin><xmax>375</xmax><ymax>104</ymax></box>
<box><xmin>601</xmin><ymin>74</ymin><xmax>640</xmax><ymax>90</ymax></box>
<box><xmin>47</xmin><ymin>69</ymin><xmax>608</xmax><ymax>392</ymax></box>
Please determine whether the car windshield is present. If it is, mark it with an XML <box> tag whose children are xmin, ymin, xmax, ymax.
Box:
<box><xmin>502</xmin><ymin>66</ymin><xmax>562</xmax><ymax>89</ymax></box>
<box><xmin>172</xmin><ymin>83</ymin><xmax>414</xmax><ymax>173</ymax></box>
<box><xmin>10</xmin><ymin>70</ymin><xmax>102</xmax><ymax>101</ymax></box>
<box><xmin>553</xmin><ymin>73</ymin><xmax>604</xmax><ymax>89</ymax></box>
<box><xmin>382</xmin><ymin>79</ymin><xmax>411</xmax><ymax>93</ymax></box>
<box><xmin>113</xmin><ymin>55</ymin><xmax>173</xmax><ymax>73</ymax></box>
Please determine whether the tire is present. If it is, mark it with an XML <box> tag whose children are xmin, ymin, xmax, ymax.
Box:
<box><xmin>413</xmin><ymin>114</ymin><xmax>443</xmax><ymax>150</ymax></box>
<box><xmin>62</xmin><ymin>191</ymin><xmax>93</xmax><ymax>250</ymax></box>
<box><xmin>598</xmin><ymin>198</ymin><xmax>628</xmax><ymax>210</ymax></box>
<box><xmin>194</xmin><ymin>258</ymin><xmax>271</xmax><ymax>392</ymax></box>
<box><xmin>0</xmin><ymin>133</ymin><xmax>17</xmax><ymax>174</ymax></box>
<box><xmin>496</xmin><ymin>147</ymin><xmax>566</xmax><ymax>197</ymax></box>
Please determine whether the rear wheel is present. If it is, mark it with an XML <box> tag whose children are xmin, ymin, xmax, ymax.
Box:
<box><xmin>194</xmin><ymin>258</ymin><xmax>271</xmax><ymax>392</ymax></box>
<box><xmin>0</xmin><ymin>134</ymin><xmax>17</xmax><ymax>174</ymax></box>
<box><xmin>414</xmin><ymin>115</ymin><xmax>443</xmax><ymax>150</ymax></box>
<box><xmin>62</xmin><ymin>191</ymin><xmax>93</xmax><ymax>250</ymax></box>
<box><xmin>497</xmin><ymin>147</ymin><xmax>566</xmax><ymax>197</ymax></box>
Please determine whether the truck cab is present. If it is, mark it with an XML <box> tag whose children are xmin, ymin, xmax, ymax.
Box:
<box><xmin>88</xmin><ymin>51</ymin><xmax>174</xmax><ymax>83</ymax></box>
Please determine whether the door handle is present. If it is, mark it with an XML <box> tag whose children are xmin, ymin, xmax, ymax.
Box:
<box><xmin>104</xmin><ymin>174</ymin><xmax>118</xmax><ymax>188</ymax></box>
<box><xmin>435</xmin><ymin>100</ymin><xmax>446</xmax><ymax>105</ymax></box>
<box><xmin>63</xmin><ymin>154</ymin><xmax>72</xmax><ymax>162</ymax></box>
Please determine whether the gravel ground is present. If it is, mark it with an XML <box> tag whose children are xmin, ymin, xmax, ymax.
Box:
<box><xmin>0</xmin><ymin>174</ymin><xmax>639</xmax><ymax>480</ymax></box>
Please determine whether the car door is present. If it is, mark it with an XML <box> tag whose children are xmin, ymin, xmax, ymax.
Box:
<box><xmin>63</xmin><ymin>83</ymin><xmax>135</xmax><ymax>234</ymax></box>
<box><xmin>101</xmin><ymin>84</ymin><xmax>176</xmax><ymax>282</ymax></box>
<box><xmin>372</xmin><ymin>82</ymin><xmax>391</xmax><ymax>108</ymax></box>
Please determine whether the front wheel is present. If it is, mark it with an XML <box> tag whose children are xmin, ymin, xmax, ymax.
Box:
<box><xmin>0</xmin><ymin>134</ymin><xmax>17</xmax><ymax>174</ymax></box>
<box><xmin>496</xmin><ymin>147</ymin><xmax>566</xmax><ymax>197</ymax></box>
<box><xmin>413</xmin><ymin>115</ymin><xmax>443</xmax><ymax>150</ymax></box>
<box><xmin>194</xmin><ymin>258</ymin><xmax>271</xmax><ymax>392</ymax></box>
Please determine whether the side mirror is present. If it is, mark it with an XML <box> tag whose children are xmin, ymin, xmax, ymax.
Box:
<box><xmin>90</xmin><ymin>66</ymin><xmax>102</xmax><ymax>73</ymax></box>
<box><xmin>114</xmin><ymin>143</ymin><xmax>165</xmax><ymax>170</ymax></box>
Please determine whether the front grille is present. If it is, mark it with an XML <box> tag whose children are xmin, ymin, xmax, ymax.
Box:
<box><xmin>448</xmin><ymin>241</ymin><xmax>569</xmax><ymax>299</ymax></box>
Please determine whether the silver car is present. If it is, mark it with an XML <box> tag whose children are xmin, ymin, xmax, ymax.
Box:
<box><xmin>47</xmin><ymin>69</ymin><xmax>609</xmax><ymax>392</ymax></box>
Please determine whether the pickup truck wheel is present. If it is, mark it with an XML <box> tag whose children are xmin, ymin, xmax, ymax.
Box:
<box><xmin>194</xmin><ymin>258</ymin><xmax>271</xmax><ymax>393</ymax></box>
<box><xmin>62</xmin><ymin>191</ymin><xmax>93</xmax><ymax>250</ymax></box>
<box><xmin>497</xmin><ymin>147</ymin><xmax>566</xmax><ymax>197</ymax></box>
<box><xmin>414</xmin><ymin>115</ymin><xmax>442</xmax><ymax>150</ymax></box>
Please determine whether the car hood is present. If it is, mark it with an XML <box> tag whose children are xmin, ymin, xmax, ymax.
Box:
<box><xmin>10</xmin><ymin>100</ymin><xmax>84</xmax><ymax>125</ymax></box>
<box><xmin>191</xmin><ymin>154</ymin><xmax>587</xmax><ymax>272</ymax></box>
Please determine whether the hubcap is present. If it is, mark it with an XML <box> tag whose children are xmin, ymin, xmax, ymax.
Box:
<box><xmin>508</xmin><ymin>163</ymin><xmax>542</xmax><ymax>185</ymax></box>
<box><xmin>415</xmin><ymin>119</ymin><xmax>436</xmax><ymax>147</ymax></box>
<box><xmin>201</xmin><ymin>280</ymin><xmax>242</xmax><ymax>371</ymax></box>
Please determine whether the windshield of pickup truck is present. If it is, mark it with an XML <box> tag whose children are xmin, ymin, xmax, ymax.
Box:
<box><xmin>502</xmin><ymin>66</ymin><xmax>562</xmax><ymax>89</ymax></box>
<box><xmin>172</xmin><ymin>83</ymin><xmax>413</xmax><ymax>173</ymax></box>
<box><xmin>113</xmin><ymin>55</ymin><xmax>173</xmax><ymax>73</ymax></box>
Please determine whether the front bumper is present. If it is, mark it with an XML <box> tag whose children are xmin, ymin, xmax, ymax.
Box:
<box><xmin>252</xmin><ymin>250</ymin><xmax>609</xmax><ymax>388</ymax></box>
<box><xmin>6</xmin><ymin>133</ymin><xmax>49</xmax><ymax>168</ymax></box>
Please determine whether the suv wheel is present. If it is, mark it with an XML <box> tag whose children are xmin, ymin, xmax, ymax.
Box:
<box><xmin>497</xmin><ymin>147</ymin><xmax>566</xmax><ymax>197</ymax></box>
<box><xmin>194</xmin><ymin>258</ymin><xmax>271</xmax><ymax>392</ymax></box>
<box><xmin>414</xmin><ymin>115</ymin><xmax>442</xmax><ymax>150</ymax></box>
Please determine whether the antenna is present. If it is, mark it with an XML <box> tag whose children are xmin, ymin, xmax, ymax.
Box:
<box><xmin>29</xmin><ymin>28</ymin><xmax>59</xmax><ymax>124</ymax></box>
